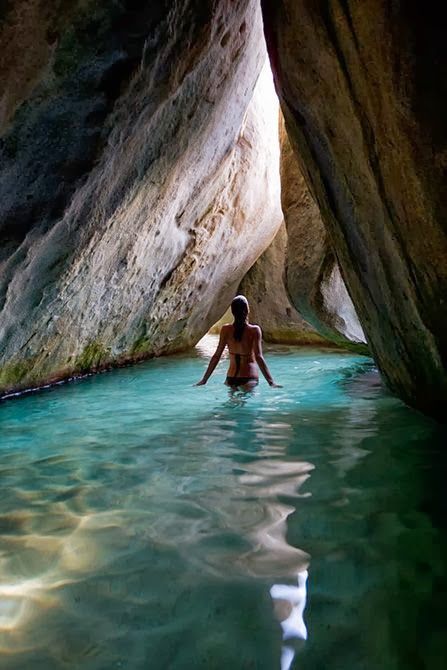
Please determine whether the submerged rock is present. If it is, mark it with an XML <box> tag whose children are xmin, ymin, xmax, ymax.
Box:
<box><xmin>261</xmin><ymin>0</ymin><xmax>447</xmax><ymax>417</ymax></box>
<box><xmin>0</xmin><ymin>1</ymin><xmax>281</xmax><ymax>394</ymax></box>
<box><xmin>239</xmin><ymin>223</ymin><xmax>328</xmax><ymax>346</ymax></box>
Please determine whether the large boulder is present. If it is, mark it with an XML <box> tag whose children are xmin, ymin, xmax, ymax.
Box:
<box><xmin>280</xmin><ymin>121</ymin><xmax>366</xmax><ymax>349</ymax></box>
<box><xmin>0</xmin><ymin>1</ymin><xmax>281</xmax><ymax>394</ymax></box>
<box><xmin>239</xmin><ymin>222</ymin><xmax>328</xmax><ymax>345</ymax></box>
<box><xmin>261</xmin><ymin>0</ymin><xmax>447</xmax><ymax>418</ymax></box>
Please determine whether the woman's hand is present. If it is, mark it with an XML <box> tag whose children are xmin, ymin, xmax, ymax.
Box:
<box><xmin>269</xmin><ymin>381</ymin><xmax>283</xmax><ymax>388</ymax></box>
<box><xmin>194</xmin><ymin>328</ymin><xmax>227</xmax><ymax>387</ymax></box>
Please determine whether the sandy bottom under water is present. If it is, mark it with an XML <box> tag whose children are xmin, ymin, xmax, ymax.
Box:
<box><xmin>0</xmin><ymin>336</ymin><xmax>446</xmax><ymax>670</ymax></box>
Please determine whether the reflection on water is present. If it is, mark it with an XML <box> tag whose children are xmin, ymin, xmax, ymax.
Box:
<box><xmin>236</xmin><ymin>458</ymin><xmax>311</xmax><ymax>576</ymax></box>
<box><xmin>271</xmin><ymin>569</ymin><xmax>308</xmax><ymax>670</ymax></box>
<box><xmin>0</xmin><ymin>335</ymin><xmax>446</xmax><ymax>669</ymax></box>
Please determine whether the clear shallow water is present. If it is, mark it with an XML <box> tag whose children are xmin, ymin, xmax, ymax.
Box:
<box><xmin>0</xmin><ymin>335</ymin><xmax>446</xmax><ymax>670</ymax></box>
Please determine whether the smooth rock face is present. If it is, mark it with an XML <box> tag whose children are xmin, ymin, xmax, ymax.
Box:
<box><xmin>261</xmin><ymin>0</ymin><xmax>447</xmax><ymax>417</ymax></box>
<box><xmin>239</xmin><ymin>223</ymin><xmax>328</xmax><ymax>345</ymax></box>
<box><xmin>280</xmin><ymin>121</ymin><xmax>366</xmax><ymax>348</ymax></box>
<box><xmin>0</xmin><ymin>1</ymin><xmax>281</xmax><ymax>393</ymax></box>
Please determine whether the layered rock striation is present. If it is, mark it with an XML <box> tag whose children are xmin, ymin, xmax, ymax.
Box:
<box><xmin>0</xmin><ymin>1</ymin><xmax>281</xmax><ymax>394</ymax></box>
<box><xmin>261</xmin><ymin>0</ymin><xmax>447</xmax><ymax>417</ymax></box>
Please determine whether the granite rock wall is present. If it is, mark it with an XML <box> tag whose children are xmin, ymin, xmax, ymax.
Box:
<box><xmin>0</xmin><ymin>1</ymin><xmax>281</xmax><ymax>394</ymax></box>
<box><xmin>239</xmin><ymin>222</ymin><xmax>329</xmax><ymax>346</ymax></box>
<box><xmin>280</xmin><ymin>120</ymin><xmax>366</xmax><ymax>349</ymax></box>
<box><xmin>261</xmin><ymin>0</ymin><xmax>447</xmax><ymax>417</ymax></box>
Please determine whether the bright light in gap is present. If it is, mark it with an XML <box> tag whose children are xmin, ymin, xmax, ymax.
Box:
<box><xmin>257</xmin><ymin>58</ymin><xmax>280</xmax><ymax>124</ymax></box>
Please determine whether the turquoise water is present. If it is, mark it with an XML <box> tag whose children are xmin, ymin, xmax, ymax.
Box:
<box><xmin>0</xmin><ymin>335</ymin><xmax>446</xmax><ymax>670</ymax></box>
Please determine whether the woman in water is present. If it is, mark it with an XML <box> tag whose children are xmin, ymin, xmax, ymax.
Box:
<box><xmin>195</xmin><ymin>295</ymin><xmax>281</xmax><ymax>390</ymax></box>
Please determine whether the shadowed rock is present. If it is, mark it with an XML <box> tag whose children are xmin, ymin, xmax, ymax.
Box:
<box><xmin>239</xmin><ymin>222</ymin><xmax>329</xmax><ymax>346</ymax></box>
<box><xmin>261</xmin><ymin>0</ymin><xmax>447</xmax><ymax>418</ymax></box>
<box><xmin>280</xmin><ymin>120</ymin><xmax>366</xmax><ymax>350</ymax></box>
<box><xmin>240</xmin><ymin>117</ymin><xmax>366</xmax><ymax>350</ymax></box>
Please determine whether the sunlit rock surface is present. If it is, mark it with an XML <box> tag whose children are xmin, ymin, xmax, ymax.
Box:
<box><xmin>280</xmin><ymin>122</ymin><xmax>366</xmax><ymax>349</ymax></box>
<box><xmin>0</xmin><ymin>1</ymin><xmax>281</xmax><ymax>394</ymax></box>
<box><xmin>261</xmin><ymin>0</ymin><xmax>447</xmax><ymax>417</ymax></box>
<box><xmin>239</xmin><ymin>223</ymin><xmax>327</xmax><ymax>346</ymax></box>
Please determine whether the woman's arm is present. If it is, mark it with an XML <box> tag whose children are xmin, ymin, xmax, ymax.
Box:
<box><xmin>195</xmin><ymin>327</ymin><xmax>227</xmax><ymax>385</ymax></box>
<box><xmin>253</xmin><ymin>326</ymin><xmax>282</xmax><ymax>387</ymax></box>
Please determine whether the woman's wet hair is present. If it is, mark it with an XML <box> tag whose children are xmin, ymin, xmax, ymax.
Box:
<box><xmin>231</xmin><ymin>295</ymin><xmax>249</xmax><ymax>341</ymax></box>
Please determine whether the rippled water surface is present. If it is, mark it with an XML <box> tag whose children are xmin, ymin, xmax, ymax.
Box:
<box><xmin>0</xmin><ymin>336</ymin><xmax>446</xmax><ymax>670</ymax></box>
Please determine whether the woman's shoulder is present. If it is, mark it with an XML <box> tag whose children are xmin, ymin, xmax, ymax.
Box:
<box><xmin>220</xmin><ymin>323</ymin><xmax>233</xmax><ymax>336</ymax></box>
<box><xmin>247</xmin><ymin>323</ymin><xmax>261</xmax><ymax>334</ymax></box>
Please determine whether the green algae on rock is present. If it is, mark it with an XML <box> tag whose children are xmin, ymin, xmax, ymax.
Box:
<box><xmin>74</xmin><ymin>341</ymin><xmax>111</xmax><ymax>373</ymax></box>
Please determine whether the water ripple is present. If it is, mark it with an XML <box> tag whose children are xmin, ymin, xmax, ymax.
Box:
<box><xmin>0</xmin><ymin>337</ymin><xmax>446</xmax><ymax>669</ymax></box>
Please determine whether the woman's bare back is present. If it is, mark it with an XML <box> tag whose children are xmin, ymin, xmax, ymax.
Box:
<box><xmin>223</xmin><ymin>323</ymin><xmax>259</xmax><ymax>379</ymax></box>
<box><xmin>194</xmin><ymin>294</ymin><xmax>280</xmax><ymax>388</ymax></box>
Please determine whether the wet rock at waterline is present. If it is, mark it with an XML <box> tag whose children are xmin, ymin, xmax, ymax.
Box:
<box><xmin>280</xmin><ymin>122</ymin><xmax>366</xmax><ymax>350</ymax></box>
<box><xmin>261</xmin><ymin>0</ymin><xmax>447</xmax><ymax>417</ymax></box>
<box><xmin>239</xmin><ymin>223</ymin><xmax>327</xmax><ymax>346</ymax></box>
<box><xmin>0</xmin><ymin>1</ymin><xmax>281</xmax><ymax>394</ymax></box>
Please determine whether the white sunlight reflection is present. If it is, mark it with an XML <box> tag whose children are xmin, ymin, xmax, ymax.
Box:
<box><xmin>0</xmin><ymin>509</ymin><xmax>120</xmax><ymax>647</ymax></box>
<box><xmin>256</xmin><ymin>58</ymin><xmax>280</xmax><ymax>130</ymax></box>
<box><xmin>236</xmin><ymin>452</ymin><xmax>311</xmax><ymax>668</ymax></box>
<box><xmin>271</xmin><ymin>570</ymin><xmax>309</xmax><ymax>670</ymax></box>
<box><xmin>236</xmin><ymin>458</ymin><xmax>312</xmax><ymax>577</ymax></box>
<box><xmin>0</xmin><ymin>575</ymin><xmax>71</xmax><ymax>633</ymax></box>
